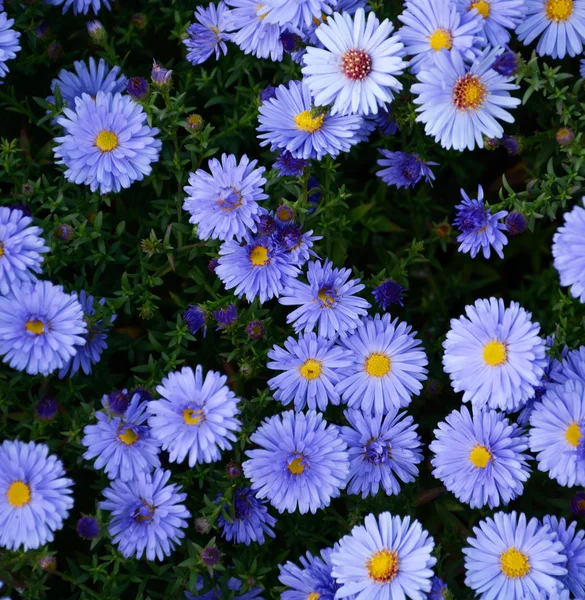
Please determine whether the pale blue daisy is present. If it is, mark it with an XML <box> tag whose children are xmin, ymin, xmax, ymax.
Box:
<box><xmin>456</xmin><ymin>0</ymin><xmax>525</xmax><ymax>46</ymax></box>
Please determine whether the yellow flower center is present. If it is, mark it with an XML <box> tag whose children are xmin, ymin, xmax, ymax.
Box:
<box><xmin>453</xmin><ymin>74</ymin><xmax>487</xmax><ymax>111</ymax></box>
<box><xmin>469</xmin><ymin>444</ymin><xmax>492</xmax><ymax>468</ymax></box>
<box><xmin>365</xmin><ymin>353</ymin><xmax>391</xmax><ymax>378</ymax></box>
<box><xmin>367</xmin><ymin>549</ymin><xmax>399</xmax><ymax>583</ymax></box>
<box><xmin>288</xmin><ymin>456</ymin><xmax>305</xmax><ymax>475</ymax></box>
<box><xmin>428</xmin><ymin>28</ymin><xmax>453</xmax><ymax>51</ymax></box>
<box><xmin>546</xmin><ymin>0</ymin><xmax>573</xmax><ymax>20</ymax></box>
<box><xmin>25</xmin><ymin>319</ymin><xmax>45</xmax><ymax>335</ymax></box>
<box><xmin>183</xmin><ymin>408</ymin><xmax>204</xmax><ymax>425</ymax></box>
<box><xmin>317</xmin><ymin>287</ymin><xmax>335</xmax><ymax>307</ymax></box>
<box><xmin>299</xmin><ymin>359</ymin><xmax>322</xmax><ymax>380</ymax></box>
<box><xmin>118</xmin><ymin>428</ymin><xmax>139</xmax><ymax>445</ymax></box>
<box><xmin>566</xmin><ymin>422</ymin><xmax>582</xmax><ymax>447</ymax></box>
<box><xmin>294</xmin><ymin>110</ymin><xmax>325</xmax><ymax>133</ymax></box>
<box><xmin>0</xmin><ymin>241</ymin><xmax>4</xmax><ymax>258</ymax></box>
<box><xmin>250</xmin><ymin>245</ymin><xmax>269</xmax><ymax>266</ymax></box>
<box><xmin>470</xmin><ymin>0</ymin><xmax>490</xmax><ymax>18</ymax></box>
<box><xmin>308</xmin><ymin>594</ymin><xmax>321</xmax><ymax>600</ymax></box>
<box><xmin>483</xmin><ymin>340</ymin><xmax>508</xmax><ymax>366</ymax></box>
<box><xmin>578</xmin><ymin>499</ymin><xmax>585</xmax><ymax>511</ymax></box>
<box><xmin>7</xmin><ymin>481</ymin><xmax>31</xmax><ymax>507</ymax></box>
<box><xmin>500</xmin><ymin>547</ymin><xmax>531</xmax><ymax>579</ymax></box>
<box><xmin>95</xmin><ymin>130</ymin><xmax>119</xmax><ymax>153</ymax></box>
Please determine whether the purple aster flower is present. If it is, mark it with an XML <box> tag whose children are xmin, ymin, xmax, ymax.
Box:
<box><xmin>55</xmin><ymin>224</ymin><xmax>73</xmax><ymax>241</ymax></box>
<box><xmin>428</xmin><ymin>576</ymin><xmax>449</xmax><ymax>599</ymax></box>
<box><xmin>453</xmin><ymin>185</ymin><xmax>508</xmax><ymax>259</ymax></box>
<box><xmin>184</xmin><ymin>2</ymin><xmax>232</xmax><ymax>65</ymax></box>
<box><xmin>257</xmin><ymin>214</ymin><xmax>276</xmax><ymax>236</ymax></box>
<box><xmin>572</xmin><ymin>492</ymin><xmax>585</xmax><ymax>517</ymax></box>
<box><xmin>151</xmin><ymin>60</ymin><xmax>172</xmax><ymax>86</ymax></box>
<box><xmin>213</xmin><ymin>304</ymin><xmax>238</xmax><ymax>329</ymax></box>
<box><xmin>372</xmin><ymin>107</ymin><xmax>399</xmax><ymax>136</ymax></box>
<box><xmin>273</xmin><ymin>150</ymin><xmax>309</xmax><ymax>177</ymax></box>
<box><xmin>492</xmin><ymin>50</ymin><xmax>519</xmax><ymax>76</ymax></box>
<box><xmin>245</xmin><ymin>320</ymin><xmax>264</xmax><ymax>339</ymax></box>
<box><xmin>260</xmin><ymin>85</ymin><xmax>277</xmax><ymax>102</ymax></box>
<box><xmin>107</xmin><ymin>389</ymin><xmax>130</xmax><ymax>415</ymax></box>
<box><xmin>557</xmin><ymin>127</ymin><xmax>575</xmax><ymax>145</ymax></box>
<box><xmin>183</xmin><ymin>305</ymin><xmax>207</xmax><ymax>335</ymax></box>
<box><xmin>373</xmin><ymin>280</ymin><xmax>405</xmax><ymax>310</ymax></box>
<box><xmin>272</xmin><ymin>222</ymin><xmax>320</xmax><ymax>267</ymax></box>
<box><xmin>376</xmin><ymin>150</ymin><xmax>437</xmax><ymax>189</ymax></box>
<box><xmin>502</xmin><ymin>134</ymin><xmax>523</xmax><ymax>155</ymax></box>
<box><xmin>126</xmin><ymin>76</ymin><xmax>149</xmax><ymax>101</ymax></box>
<box><xmin>201</xmin><ymin>546</ymin><xmax>221</xmax><ymax>566</ymax></box>
<box><xmin>86</xmin><ymin>21</ymin><xmax>105</xmax><ymax>44</ymax></box>
<box><xmin>35</xmin><ymin>396</ymin><xmax>58</xmax><ymax>420</ymax></box>
<box><xmin>506</xmin><ymin>211</ymin><xmax>527</xmax><ymax>235</ymax></box>
<box><xmin>76</xmin><ymin>516</ymin><xmax>100</xmax><ymax>539</ymax></box>
<box><xmin>275</xmin><ymin>205</ymin><xmax>295</xmax><ymax>225</ymax></box>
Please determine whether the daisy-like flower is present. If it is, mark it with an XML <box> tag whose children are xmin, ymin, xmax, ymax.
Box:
<box><xmin>183</xmin><ymin>154</ymin><xmax>267</xmax><ymax>242</ymax></box>
<box><xmin>0</xmin><ymin>280</ymin><xmax>87</xmax><ymax>376</ymax></box>
<box><xmin>398</xmin><ymin>0</ymin><xmax>484</xmax><ymax>73</ymax></box>
<box><xmin>411</xmin><ymin>48</ymin><xmax>521</xmax><ymax>151</ymax></box>
<box><xmin>48</xmin><ymin>0</ymin><xmax>111</xmax><ymax>14</ymax></box>
<box><xmin>257</xmin><ymin>80</ymin><xmax>366</xmax><ymax>160</ymax></box>
<box><xmin>0</xmin><ymin>206</ymin><xmax>49</xmax><ymax>297</ymax></box>
<box><xmin>47</xmin><ymin>57</ymin><xmax>126</xmax><ymax>110</ymax></box>
<box><xmin>542</xmin><ymin>515</ymin><xmax>585</xmax><ymax>598</ymax></box>
<box><xmin>242</xmin><ymin>410</ymin><xmax>349</xmax><ymax>514</ymax></box>
<box><xmin>376</xmin><ymin>150</ymin><xmax>438</xmax><ymax>189</ymax></box>
<box><xmin>453</xmin><ymin>185</ymin><xmax>509</xmax><ymax>259</ymax></box>
<box><xmin>258</xmin><ymin>0</ymin><xmax>336</xmax><ymax>30</ymax></box>
<box><xmin>302</xmin><ymin>9</ymin><xmax>406</xmax><ymax>116</ymax></box>
<box><xmin>0</xmin><ymin>11</ymin><xmax>20</xmax><ymax>82</ymax></box>
<box><xmin>147</xmin><ymin>366</ymin><xmax>241</xmax><ymax>467</ymax></box>
<box><xmin>59</xmin><ymin>291</ymin><xmax>113</xmax><ymax>378</ymax></box>
<box><xmin>336</xmin><ymin>313</ymin><xmax>428</xmax><ymax>414</ymax></box>
<box><xmin>0</xmin><ymin>440</ymin><xmax>74</xmax><ymax>551</ymax></box>
<box><xmin>517</xmin><ymin>0</ymin><xmax>585</xmax><ymax>58</ymax></box>
<box><xmin>341</xmin><ymin>408</ymin><xmax>423</xmax><ymax>499</ymax></box>
<box><xmin>553</xmin><ymin>199</ymin><xmax>585</xmax><ymax>303</ymax></box>
<box><xmin>279</xmin><ymin>259</ymin><xmax>371</xmax><ymax>340</ymax></box>
<box><xmin>430</xmin><ymin>406</ymin><xmax>531</xmax><ymax>509</ymax></box>
<box><xmin>529</xmin><ymin>378</ymin><xmax>585</xmax><ymax>487</ymax></box>
<box><xmin>464</xmin><ymin>511</ymin><xmax>567</xmax><ymax>599</ymax></box>
<box><xmin>456</xmin><ymin>0</ymin><xmax>525</xmax><ymax>46</ymax></box>
<box><xmin>54</xmin><ymin>91</ymin><xmax>162</xmax><ymax>195</ymax></box>
<box><xmin>331</xmin><ymin>512</ymin><xmax>436</xmax><ymax>599</ymax></box>
<box><xmin>100</xmin><ymin>469</ymin><xmax>190</xmax><ymax>561</ymax></box>
<box><xmin>217</xmin><ymin>486</ymin><xmax>277</xmax><ymax>546</ymax></box>
<box><xmin>443</xmin><ymin>297</ymin><xmax>547</xmax><ymax>412</ymax></box>
<box><xmin>184</xmin><ymin>2</ymin><xmax>232</xmax><ymax>65</ymax></box>
<box><xmin>267</xmin><ymin>332</ymin><xmax>354</xmax><ymax>411</ymax></box>
<box><xmin>82</xmin><ymin>393</ymin><xmax>161</xmax><ymax>481</ymax></box>
<box><xmin>225</xmin><ymin>0</ymin><xmax>284</xmax><ymax>61</ymax></box>
<box><xmin>279</xmin><ymin>546</ymin><xmax>343</xmax><ymax>599</ymax></box>
<box><xmin>216</xmin><ymin>233</ymin><xmax>300</xmax><ymax>304</ymax></box>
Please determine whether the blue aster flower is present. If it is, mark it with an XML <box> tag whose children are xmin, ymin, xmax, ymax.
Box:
<box><xmin>272</xmin><ymin>222</ymin><xmax>321</xmax><ymax>267</ymax></box>
<box><xmin>279</xmin><ymin>259</ymin><xmax>371</xmax><ymax>340</ymax></box>
<box><xmin>302</xmin><ymin>9</ymin><xmax>406</xmax><ymax>116</ymax></box>
<box><xmin>273</xmin><ymin>150</ymin><xmax>309</xmax><ymax>177</ymax></box>
<box><xmin>542</xmin><ymin>515</ymin><xmax>585</xmax><ymax>597</ymax></box>
<box><xmin>341</xmin><ymin>408</ymin><xmax>423</xmax><ymax>499</ymax></box>
<box><xmin>217</xmin><ymin>486</ymin><xmax>276</xmax><ymax>545</ymax></box>
<box><xmin>443</xmin><ymin>297</ymin><xmax>547</xmax><ymax>412</ymax></box>
<box><xmin>148</xmin><ymin>365</ymin><xmax>241</xmax><ymax>467</ymax></box>
<box><xmin>372</xmin><ymin>107</ymin><xmax>399</xmax><ymax>136</ymax></box>
<box><xmin>0</xmin><ymin>11</ymin><xmax>20</xmax><ymax>82</ymax></box>
<box><xmin>184</xmin><ymin>2</ymin><xmax>232</xmax><ymax>65</ymax></box>
<box><xmin>373</xmin><ymin>280</ymin><xmax>405</xmax><ymax>310</ymax></box>
<box><xmin>336</xmin><ymin>313</ymin><xmax>428</xmax><ymax>414</ymax></box>
<box><xmin>100</xmin><ymin>469</ymin><xmax>190</xmax><ymax>561</ymax></box>
<box><xmin>258</xmin><ymin>0</ymin><xmax>336</xmax><ymax>30</ymax></box>
<box><xmin>411</xmin><ymin>48</ymin><xmax>521</xmax><ymax>151</ymax></box>
<box><xmin>76</xmin><ymin>516</ymin><xmax>100</xmax><ymax>539</ymax></box>
<box><xmin>428</xmin><ymin>576</ymin><xmax>449</xmax><ymax>599</ymax></box>
<box><xmin>183</xmin><ymin>304</ymin><xmax>208</xmax><ymax>336</ymax></box>
<box><xmin>213</xmin><ymin>303</ymin><xmax>238</xmax><ymax>329</ymax></box>
<box><xmin>553</xmin><ymin>199</ymin><xmax>585</xmax><ymax>303</ymax></box>
<box><xmin>59</xmin><ymin>291</ymin><xmax>113</xmax><ymax>378</ymax></box>
<box><xmin>456</xmin><ymin>0</ymin><xmax>525</xmax><ymax>46</ymax></box>
<box><xmin>225</xmin><ymin>0</ymin><xmax>284</xmax><ymax>61</ymax></box>
<box><xmin>529</xmin><ymin>378</ymin><xmax>585</xmax><ymax>487</ymax></box>
<box><xmin>82</xmin><ymin>393</ymin><xmax>161</xmax><ymax>481</ymax></box>
<box><xmin>331</xmin><ymin>512</ymin><xmax>436</xmax><ymax>599</ymax></box>
<box><xmin>267</xmin><ymin>332</ymin><xmax>354</xmax><ymax>411</ymax></box>
<box><xmin>0</xmin><ymin>280</ymin><xmax>87</xmax><ymax>376</ymax></box>
<box><xmin>517</xmin><ymin>0</ymin><xmax>585</xmax><ymax>58</ymax></box>
<box><xmin>47</xmin><ymin>57</ymin><xmax>126</xmax><ymax>110</ymax></box>
<box><xmin>376</xmin><ymin>150</ymin><xmax>438</xmax><ymax>189</ymax></box>
<box><xmin>257</xmin><ymin>80</ymin><xmax>366</xmax><ymax>160</ymax></box>
<box><xmin>242</xmin><ymin>410</ymin><xmax>349</xmax><ymax>514</ymax></box>
<box><xmin>54</xmin><ymin>91</ymin><xmax>162</xmax><ymax>195</ymax></box>
<box><xmin>48</xmin><ymin>0</ymin><xmax>111</xmax><ymax>14</ymax></box>
<box><xmin>464</xmin><ymin>511</ymin><xmax>567</xmax><ymax>599</ymax></box>
<box><xmin>0</xmin><ymin>440</ymin><xmax>74</xmax><ymax>551</ymax></box>
<box><xmin>493</xmin><ymin>49</ymin><xmax>520</xmax><ymax>75</ymax></box>
<box><xmin>430</xmin><ymin>406</ymin><xmax>530</xmax><ymax>509</ymax></box>
<box><xmin>279</xmin><ymin>546</ymin><xmax>345</xmax><ymax>600</ymax></box>
<box><xmin>183</xmin><ymin>154</ymin><xmax>268</xmax><ymax>242</ymax></box>
<box><xmin>216</xmin><ymin>233</ymin><xmax>300</xmax><ymax>304</ymax></box>
<box><xmin>398</xmin><ymin>0</ymin><xmax>484</xmax><ymax>74</ymax></box>
<box><xmin>454</xmin><ymin>185</ymin><xmax>509</xmax><ymax>259</ymax></box>
<box><xmin>0</xmin><ymin>206</ymin><xmax>49</xmax><ymax>297</ymax></box>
